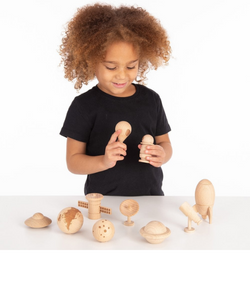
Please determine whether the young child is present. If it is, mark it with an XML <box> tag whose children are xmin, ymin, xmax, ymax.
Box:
<box><xmin>59</xmin><ymin>3</ymin><xmax>173</xmax><ymax>196</ymax></box>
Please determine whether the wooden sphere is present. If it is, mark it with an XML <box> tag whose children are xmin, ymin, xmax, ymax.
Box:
<box><xmin>140</xmin><ymin>221</ymin><xmax>171</xmax><ymax>244</ymax></box>
<box><xmin>57</xmin><ymin>207</ymin><xmax>83</xmax><ymax>234</ymax></box>
<box><xmin>25</xmin><ymin>213</ymin><xmax>52</xmax><ymax>228</ymax></box>
<box><xmin>115</xmin><ymin>121</ymin><xmax>132</xmax><ymax>142</ymax></box>
<box><xmin>92</xmin><ymin>219</ymin><xmax>115</xmax><ymax>242</ymax></box>
<box><xmin>195</xmin><ymin>179</ymin><xmax>215</xmax><ymax>206</ymax></box>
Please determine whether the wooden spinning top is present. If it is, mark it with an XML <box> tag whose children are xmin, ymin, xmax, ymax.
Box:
<box><xmin>115</xmin><ymin>121</ymin><xmax>132</xmax><ymax>142</ymax></box>
<box><xmin>25</xmin><ymin>213</ymin><xmax>52</xmax><ymax>228</ymax></box>
<box><xmin>119</xmin><ymin>199</ymin><xmax>139</xmax><ymax>226</ymax></box>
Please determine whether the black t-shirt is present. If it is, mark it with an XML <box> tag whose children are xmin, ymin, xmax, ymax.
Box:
<box><xmin>60</xmin><ymin>84</ymin><xmax>171</xmax><ymax>196</ymax></box>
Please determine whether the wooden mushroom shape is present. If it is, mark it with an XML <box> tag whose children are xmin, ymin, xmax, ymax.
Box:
<box><xmin>115</xmin><ymin>121</ymin><xmax>132</xmax><ymax>142</ymax></box>
<box><xmin>193</xmin><ymin>179</ymin><xmax>215</xmax><ymax>224</ymax></box>
<box><xmin>119</xmin><ymin>199</ymin><xmax>139</xmax><ymax>226</ymax></box>
<box><xmin>25</xmin><ymin>212</ymin><xmax>52</xmax><ymax>228</ymax></box>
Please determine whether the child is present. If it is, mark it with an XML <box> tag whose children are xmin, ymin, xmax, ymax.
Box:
<box><xmin>59</xmin><ymin>3</ymin><xmax>173</xmax><ymax>196</ymax></box>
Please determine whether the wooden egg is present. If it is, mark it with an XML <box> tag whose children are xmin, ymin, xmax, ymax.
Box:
<box><xmin>140</xmin><ymin>221</ymin><xmax>171</xmax><ymax>244</ymax></box>
<box><xmin>92</xmin><ymin>219</ymin><xmax>115</xmax><ymax>242</ymax></box>
<box><xmin>57</xmin><ymin>207</ymin><xmax>83</xmax><ymax>234</ymax></box>
<box><xmin>195</xmin><ymin>179</ymin><xmax>215</xmax><ymax>206</ymax></box>
<box><xmin>25</xmin><ymin>213</ymin><xmax>52</xmax><ymax>228</ymax></box>
<box><xmin>115</xmin><ymin>121</ymin><xmax>132</xmax><ymax>142</ymax></box>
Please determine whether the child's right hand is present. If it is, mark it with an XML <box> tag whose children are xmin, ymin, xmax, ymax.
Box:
<box><xmin>103</xmin><ymin>130</ymin><xmax>127</xmax><ymax>169</ymax></box>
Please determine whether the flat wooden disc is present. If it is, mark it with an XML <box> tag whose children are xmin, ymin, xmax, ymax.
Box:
<box><xmin>119</xmin><ymin>199</ymin><xmax>139</xmax><ymax>217</ymax></box>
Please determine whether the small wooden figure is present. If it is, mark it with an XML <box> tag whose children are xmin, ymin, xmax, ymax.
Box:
<box><xmin>92</xmin><ymin>219</ymin><xmax>115</xmax><ymax>242</ymax></box>
<box><xmin>193</xmin><ymin>179</ymin><xmax>215</xmax><ymax>224</ymax></box>
<box><xmin>57</xmin><ymin>207</ymin><xmax>83</xmax><ymax>234</ymax></box>
<box><xmin>25</xmin><ymin>213</ymin><xmax>52</xmax><ymax>228</ymax></box>
<box><xmin>119</xmin><ymin>199</ymin><xmax>139</xmax><ymax>226</ymax></box>
<box><xmin>179</xmin><ymin>202</ymin><xmax>202</xmax><ymax>233</ymax></box>
<box><xmin>139</xmin><ymin>134</ymin><xmax>154</xmax><ymax>163</ymax></box>
<box><xmin>115</xmin><ymin>121</ymin><xmax>132</xmax><ymax>142</ymax></box>
<box><xmin>140</xmin><ymin>221</ymin><xmax>171</xmax><ymax>244</ymax></box>
<box><xmin>78</xmin><ymin>193</ymin><xmax>111</xmax><ymax>220</ymax></box>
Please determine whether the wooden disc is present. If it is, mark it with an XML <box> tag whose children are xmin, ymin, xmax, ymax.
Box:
<box><xmin>115</xmin><ymin>121</ymin><xmax>132</xmax><ymax>142</ymax></box>
<box><xmin>119</xmin><ymin>199</ymin><xmax>139</xmax><ymax>217</ymax></box>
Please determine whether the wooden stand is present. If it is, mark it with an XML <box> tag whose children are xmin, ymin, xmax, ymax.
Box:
<box><xmin>115</xmin><ymin>121</ymin><xmax>132</xmax><ymax>142</ymax></box>
<box><xmin>119</xmin><ymin>199</ymin><xmax>139</xmax><ymax>226</ymax></box>
<box><xmin>179</xmin><ymin>202</ymin><xmax>202</xmax><ymax>233</ymax></box>
<box><xmin>139</xmin><ymin>134</ymin><xmax>154</xmax><ymax>163</ymax></box>
<box><xmin>78</xmin><ymin>193</ymin><xmax>111</xmax><ymax>220</ymax></box>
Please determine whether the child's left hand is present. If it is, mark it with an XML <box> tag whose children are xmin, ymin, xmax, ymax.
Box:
<box><xmin>138</xmin><ymin>144</ymin><xmax>166</xmax><ymax>167</ymax></box>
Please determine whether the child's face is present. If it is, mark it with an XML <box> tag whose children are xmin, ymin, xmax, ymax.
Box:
<box><xmin>95</xmin><ymin>41</ymin><xmax>139</xmax><ymax>97</ymax></box>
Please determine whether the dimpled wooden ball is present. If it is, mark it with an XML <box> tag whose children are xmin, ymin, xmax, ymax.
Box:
<box><xmin>92</xmin><ymin>219</ymin><xmax>115</xmax><ymax>242</ymax></box>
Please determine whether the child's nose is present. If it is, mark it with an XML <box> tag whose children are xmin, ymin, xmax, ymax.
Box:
<box><xmin>116</xmin><ymin>68</ymin><xmax>126</xmax><ymax>79</ymax></box>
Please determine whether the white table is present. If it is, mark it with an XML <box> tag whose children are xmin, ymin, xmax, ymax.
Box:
<box><xmin>1</xmin><ymin>195</ymin><xmax>249</xmax><ymax>250</ymax></box>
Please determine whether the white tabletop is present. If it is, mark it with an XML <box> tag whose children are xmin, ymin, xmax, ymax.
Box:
<box><xmin>1</xmin><ymin>195</ymin><xmax>249</xmax><ymax>250</ymax></box>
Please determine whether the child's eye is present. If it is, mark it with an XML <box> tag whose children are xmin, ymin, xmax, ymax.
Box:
<box><xmin>106</xmin><ymin>66</ymin><xmax>116</xmax><ymax>70</ymax></box>
<box><xmin>127</xmin><ymin>66</ymin><xmax>135</xmax><ymax>70</ymax></box>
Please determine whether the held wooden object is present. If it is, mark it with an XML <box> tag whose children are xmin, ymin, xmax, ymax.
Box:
<box><xmin>119</xmin><ymin>199</ymin><xmax>139</xmax><ymax>226</ymax></box>
<box><xmin>115</xmin><ymin>121</ymin><xmax>132</xmax><ymax>142</ymax></box>
<box><xmin>25</xmin><ymin>213</ymin><xmax>52</xmax><ymax>228</ymax></box>
<box><xmin>179</xmin><ymin>202</ymin><xmax>202</xmax><ymax>233</ymax></box>
<box><xmin>78</xmin><ymin>193</ymin><xmax>111</xmax><ymax>220</ymax></box>
<box><xmin>194</xmin><ymin>179</ymin><xmax>215</xmax><ymax>224</ymax></box>
<box><xmin>139</xmin><ymin>134</ymin><xmax>154</xmax><ymax>163</ymax></box>
<box><xmin>140</xmin><ymin>221</ymin><xmax>171</xmax><ymax>244</ymax></box>
<box><xmin>92</xmin><ymin>219</ymin><xmax>115</xmax><ymax>242</ymax></box>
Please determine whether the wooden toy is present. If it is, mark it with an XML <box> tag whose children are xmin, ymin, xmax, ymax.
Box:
<box><xmin>92</xmin><ymin>219</ymin><xmax>115</xmax><ymax>242</ymax></box>
<box><xmin>78</xmin><ymin>193</ymin><xmax>111</xmax><ymax>220</ymax></box>
<box><xmin>57</xmin><ymin>207</ymin><xmax>83</xmax><ymax>234</ymax></box>
<box><xmin>140</xmin><ymin>221</ymin><xmax>171</xmax><ymax>244</ymax></box>
<box><xmin>115</xmin><ymin>121</ymin><xmax>132</xmax><ymax>142</ymax></box>
<box><xmin>193</xmin><ymin>179</ymin><xmax>215</xmax><ymax>224</ymax></box>
<box><xmin>25</xmin><ymin>213</ymin><xmax>52</xmax><ymax>228</ymax></box>
<box><xmin>179</xmin><ymin>202</ymin><xmax>202</xmax><ymax>233</ymax></box>
<box><xmin>119</xmin><ymin>199</ymin><xmax>139</xmax><ymax>226</ymax></box>
<box><xmin>139</xmin><ymin>134</ymin><xmax>154</xmax><ymax>163</ymax></box>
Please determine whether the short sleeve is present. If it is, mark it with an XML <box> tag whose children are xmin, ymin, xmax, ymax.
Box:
<box><xmin>59</xmin><ymin>97</ymin><xmax>93</xmax><ymax>143</ymax></box>
<box><xmin>155</xmin><ymin>94</ymin><xmax>171</xmax><ymax>136</ymax></box>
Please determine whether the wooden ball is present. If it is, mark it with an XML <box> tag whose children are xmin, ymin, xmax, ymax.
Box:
<box><xmin>92</xmin><ymin>219</ymin><xmax>115</xmax><ymax>242</ymax></box>
<box><xmin>57</xmin><ymin>207</ymin><xmax>83</xmax><ymax>234</ymax></box>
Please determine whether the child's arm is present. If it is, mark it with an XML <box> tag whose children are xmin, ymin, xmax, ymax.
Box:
<box><xmin>139</xmin><ymin>133</ymin><xmax>172</xmax><ymax>167</ymax></box>
<box><xmin>66</xmin><ymin>130</ymin><xmax>127</xmax><ymax>175</ymax></box>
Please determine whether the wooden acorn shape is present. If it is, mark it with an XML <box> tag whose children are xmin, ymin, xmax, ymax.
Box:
<box><xmin>25</xmin><ymin>212</ymin><xmax>52</xmax><ymax>228</ymax></box>
<box><xmin>119</xmin><ymin>199</ymin><xmax>139</xmax><ymax>226</ymax></box>
<box><xmin>193</xmin><ymin>179</ymin><xmax>215</xmax><ymax>224</ymax></box>
<box><xmin>115</xmin><ymin>121</ymin><xmax>132</xmax><ymax>142</ymax></box>
<box><xmin>140</xmin><ymin>221</ymin><xmax>171</xmax><ymax>244</ymax></box>
<box><xmin>139</xmin><ymin>134</ymin><xmax>154</xmax><ymax>163</ymax></box>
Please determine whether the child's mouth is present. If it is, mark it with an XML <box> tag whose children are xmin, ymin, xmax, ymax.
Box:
<box><xmin>112</xmin><ymin>82</ymin><xmax>127</xmax><ymax>88</ymax></box>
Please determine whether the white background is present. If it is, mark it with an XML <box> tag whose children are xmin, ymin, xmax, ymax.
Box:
<box><xmin>0</xmin><ymin>0</ymin><xmax>249</xmax><ymax>196</ymax></box>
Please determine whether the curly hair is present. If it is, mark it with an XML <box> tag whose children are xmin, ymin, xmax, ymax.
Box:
<box><xmin>59</xmin><ymin>3</ymin><xmax>171</xmax><ymax>90</ymax></box>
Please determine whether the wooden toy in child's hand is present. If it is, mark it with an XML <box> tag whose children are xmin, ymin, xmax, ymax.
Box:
<box><xmin>140</xmin><ymin>221</ymin><xmax>171</xmax><ymax>244</ymax></box>
<box><xmin>119</xmin><ymin>199</ymin><xmax>139</xmax><ymax>226</ymax></box>
<box><xmin>78</xmin><ymin>193</ymin><xmax>111</xmax><ymax>220</ymax></box>
<box><xmin>57</xmin><ymin>207</ymin><xmax>83</xmax><ymax>234</ymax></box>
<box><xmin>92</xmin><ymin>219</ymin><xmax>115</xmax><ymax>242</ymax></box>
<box><xmin>25</xmin><ymin>213</ymin><xmax>52</xmax><ymax>228</ymax></box>
<box><xmin>139</xmin><ymin>134</ymin><xmax>154</xmax><ymax>163</ymax></box>
<box><xmin>179</xmin><ymin>202</ymin><xmax>202</xmax><ymax>233</ymax></box>
<box><xmin>115</xmin><ymin>121</ymin><xmax>132</xmax><ymax>142</ymax></box>
<box><xmin>193</xmin><ymin>179</ymin><xmax>215</xmax><ymax>224</ymax></box>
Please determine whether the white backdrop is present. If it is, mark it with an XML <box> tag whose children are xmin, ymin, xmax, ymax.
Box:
<box><xmin>0</xmin><ymin>0</ymin><xmax>249</xmax><ymax>196</ymax></box>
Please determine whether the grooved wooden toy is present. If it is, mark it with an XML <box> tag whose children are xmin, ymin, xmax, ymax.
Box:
<box><xmin>78</xmin><ymin>193</ymin><xmax>111</xmax><ymax>220</ymax></box>
<box><xmin>115</xmin><ymin>121</ymin><xmax>132</xmax><ymax>142</ymax></box>
<box><xmin>179</xmin><ymin>202</ymin><xmax>202</xmax><ymax>233</ymax></box>
<box><xmin>193</xmin><ymin>179</ymin><xmax>215</xmax><ymax>224</ymax></box>
<box><xmin>140</xmin><ymin>221</ymin><xmax>171</xmax><ymax>244</ymax></box>
<box><xmin>25</xmin><ymin>213</ymin><xmax>52</xmax><ymax>228</ymax></box>
<box><xmin>57</xmin><ymin>207</ymin><xmax>83</xmax><ymax>234</ymax></box>
<box><xmin>139</xmin><ymin>134</ymin><xmax>154</xmax><ymax>163</ymax></box>
<box><xmin>119</xmin><ymin>199</ymin><xmax>139</xmax><ymax>226</ymax></box>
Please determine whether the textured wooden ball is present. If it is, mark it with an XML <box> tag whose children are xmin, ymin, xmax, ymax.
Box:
<box><xmin>92</xmin><ymin>219</ymin><xmax>115</xmax><ymax>242</ymax></box>
<box><xmin>57</xmin><ymin>207</ymin><xmax>84</xmax><ymax>234</ymax></box>
<box><xmin>140</xmin><ymin>221</ymin><xmax>171</xmax><ymax>244</ymax></box>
